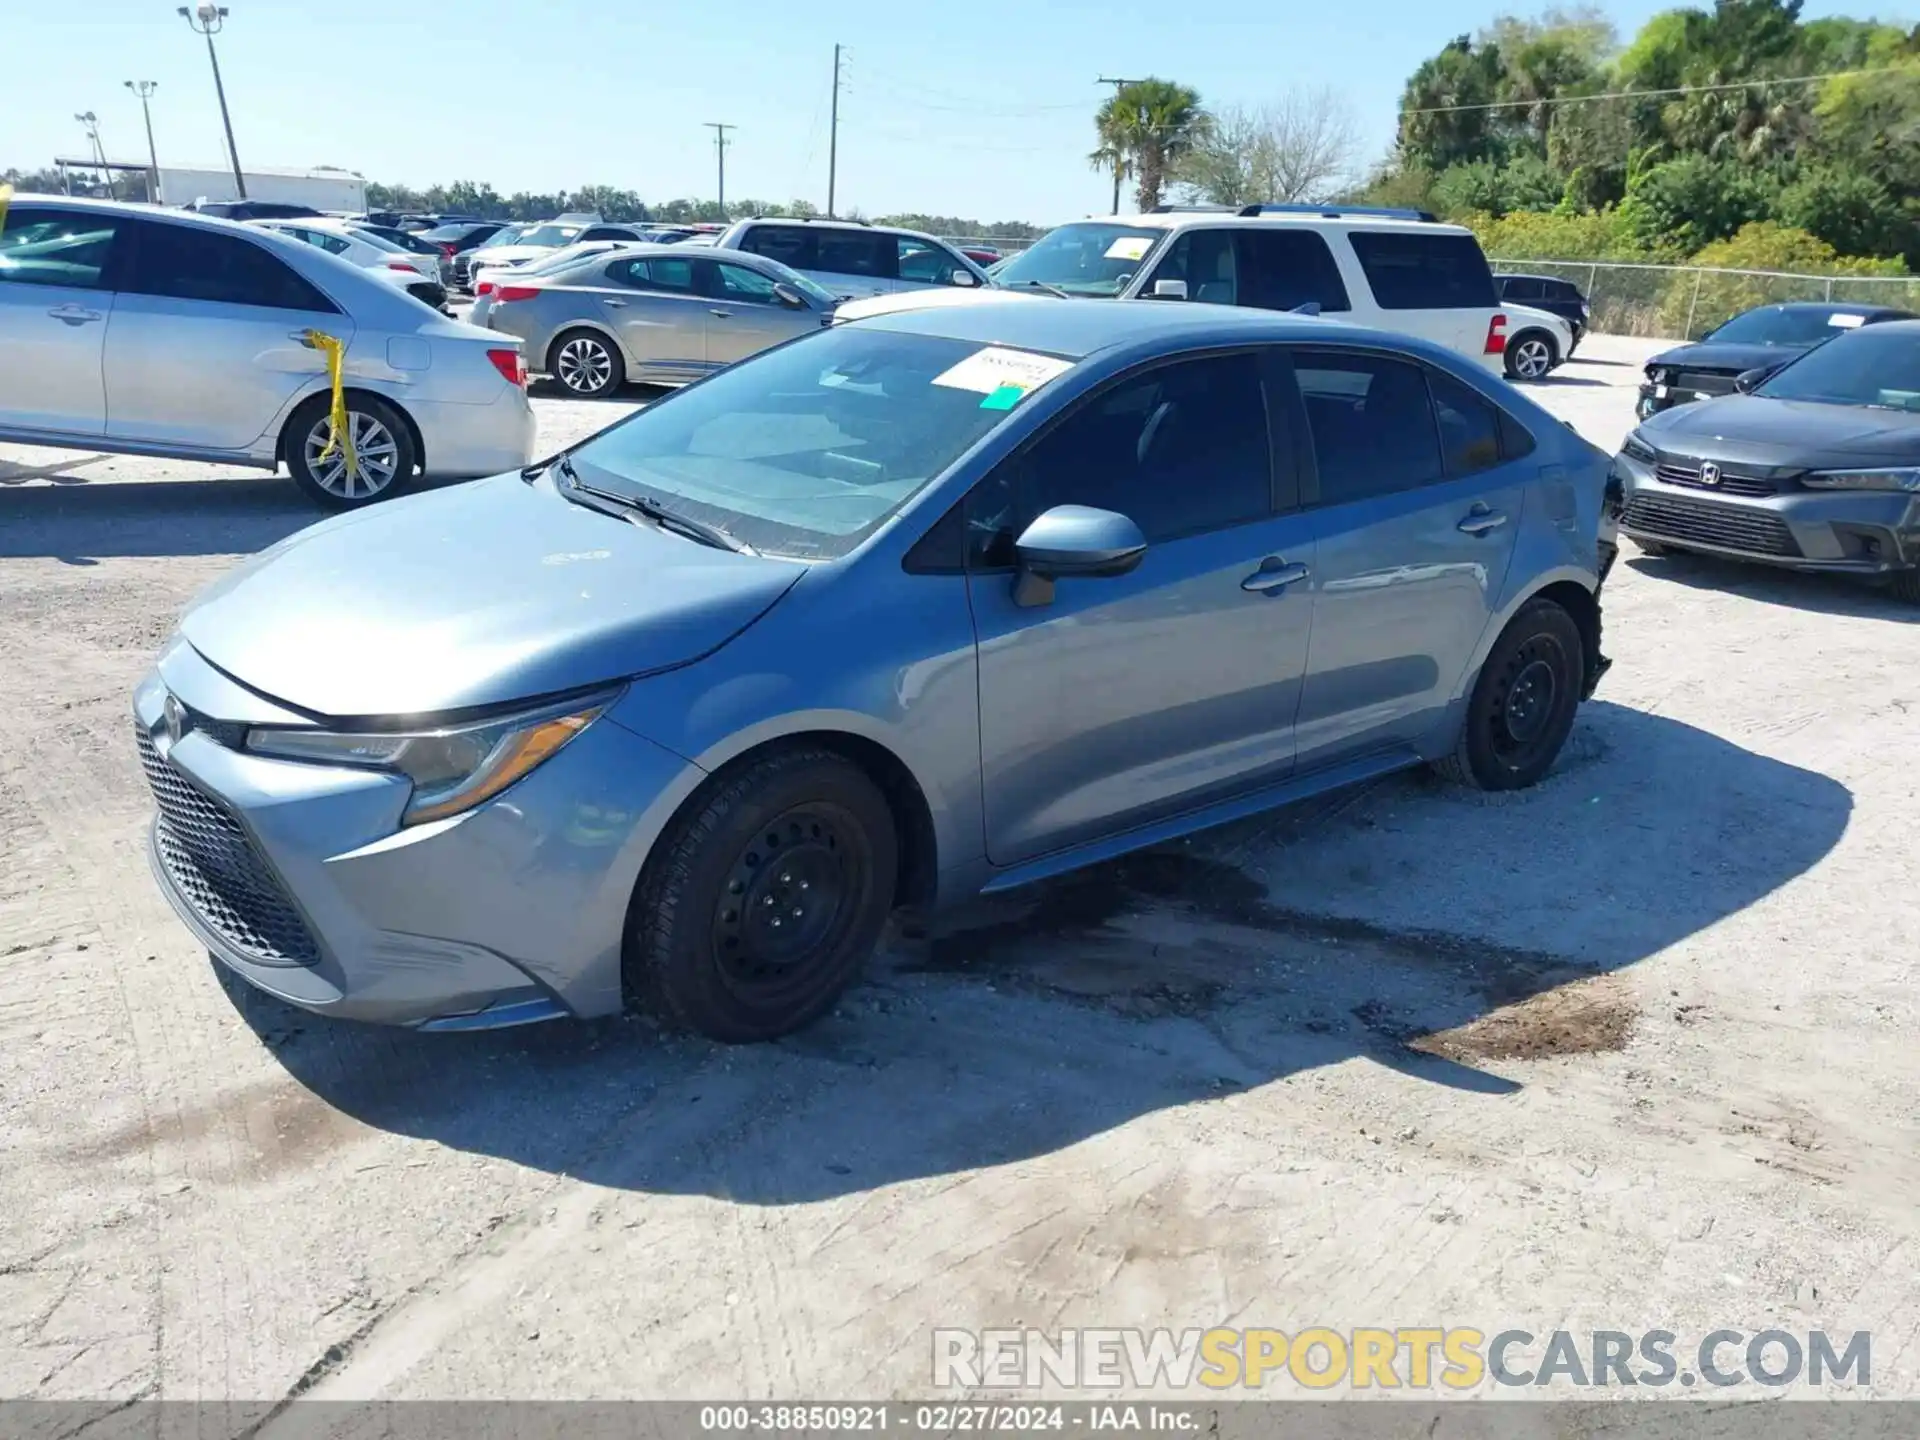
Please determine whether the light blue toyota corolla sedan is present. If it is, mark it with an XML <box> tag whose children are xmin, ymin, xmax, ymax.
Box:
<box><xmin>135</xmin><ymin>300</ymin><xmax>1617</xmax><ymax>1041</ymax></box>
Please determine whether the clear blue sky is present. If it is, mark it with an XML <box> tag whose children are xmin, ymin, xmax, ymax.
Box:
<box><xmin>10</xmin><ymin>0</ymin><xmax>1893</xmax><ymax>225</ymax></box>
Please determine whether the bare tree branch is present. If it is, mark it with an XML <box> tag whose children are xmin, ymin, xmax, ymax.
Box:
<box><xmin>1176</xmin><ymin>88</ymin><xmax>1363</xmax><ymax>206</ymax></box>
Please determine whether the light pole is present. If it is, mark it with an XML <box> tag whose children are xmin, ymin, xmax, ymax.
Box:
<box><xmin>178</xmin><ymin>4</ymin><xmax>246</xmax><ymax>199</ymax></box>
<box><xmin>704</xmin><ymin>122</ymin><xmax>734</xmax><ymax>217</ymax></box>
<box><xmin>125</xmin><ymin>81</ymin><xmax>161</xmax><ymax>203</ymax></box>
<box><xmin>74</xmin><ymin>112</ymin><xmax>119</xmax><ymax>200</ymax></box>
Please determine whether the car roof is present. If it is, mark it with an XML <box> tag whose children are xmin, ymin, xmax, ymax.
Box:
<box><xmin>6</xmin><ymin>193</ymin><xmax>302</xmax><ymax>237</ymax></box>
<box><xmin>1057</xmin><ymin>210</ymin><xmax>1479</xmax><ymax>240</ymax></box>
<box><xmin>855</xmin><ymin>295</ymin><xmax>1418</xmax><ymax>359</ymax></box>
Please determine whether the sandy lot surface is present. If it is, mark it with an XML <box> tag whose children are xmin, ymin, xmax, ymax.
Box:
<box><xmin>4</xmin><ymin>336</ymin><xmax>1919</xmax><ymax>1411</ymax></box>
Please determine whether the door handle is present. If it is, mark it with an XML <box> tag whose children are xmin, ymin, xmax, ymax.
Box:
<box><xmin>1457</xmin><ymin>506</ymin><xmax>1509</xmax><ymax>536</ymax></box>
<box><xmin>47</xmin><ymin>305</ymin><xmax>103</xmax><ymax>325</ymax></box>
<box><xmin>708</xmin><ymin>308</ymin><xmax>732</xmax><ymax>318</ymax></box>
<box><xmin>602</xmin><ymin>298</ymin><xmax>627</xmax><ymax>308</ymax></box>
<box><xmin>1241</xmin><ymin>559</ymin><xmax>1310</xmax><ymax>594</ymax></box>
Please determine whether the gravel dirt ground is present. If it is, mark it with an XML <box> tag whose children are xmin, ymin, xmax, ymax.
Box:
<box><xmin>3</xmin><ymin>335</ymin><xmax>1918</xmax><ymax>1409</ymax></box>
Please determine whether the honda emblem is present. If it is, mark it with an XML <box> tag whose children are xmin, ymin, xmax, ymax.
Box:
<box><xmin>1698</xmin><ymin>461</ymin><xmax>1721</xmax><ymax>486</ymax></box>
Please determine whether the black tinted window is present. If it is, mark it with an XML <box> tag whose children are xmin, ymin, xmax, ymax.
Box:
<box><xmin>1498</xmin><ymin>276</ymin><xmax>1541</xmax><ymax>301</ymax></box>
<box><xmin>738</xmin><ymin>225</ymin><xmax>812</xmax><ymax>267</ymax></box>
<box><xmin>1426</xmin><ymin>369</ymin><xmax>1503</xmax><ymax>477</ymax></box>
<box><xmin>126</xmin><ymin>223</ymin><xmax>335</xmax><ymax>311</ymax></box>
<box><xmin>582</xmin><ymin>227</ymin><xmax>633</xmax><ymax>242</ymax></box>
<box><xmin>0</xmin><ymin>207</ymin><xmax>121</xmax><ymax>289</ymax></box>
<box><xmin>969</xmin><ymin>353</ymin><xmax>1271</xmax><ymax>562</ymax></box>
<box><xmin>815</xmin><ymin>230</ymin><xmax>892</xmax><ymax>279</ymax></box>
<box><xmin>1293</xmin><ymin>348</ymin><xmax>1443</xmax><ymax>501</ymax></box>
<box><xmin>1349</xmin><ymin>231</ymin><xmax>1496</xmax><ymax>310</ymax></box>
<box><xmin>1237</xmin><ymin>230</ymin><xmax>1351</xmax><ymax>312</ymax></box>
<box><xmin>1546</xmin><ymin>279</ymin><xmax>1581</xmax><ymax>301</ymax></box>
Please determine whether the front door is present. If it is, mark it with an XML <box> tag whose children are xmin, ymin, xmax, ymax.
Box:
<box><xmin>0</xmin><ymin>205</ymin><xmax>124</xmax><ymax>437</ymax></box>
<box><xmin>702</xmin><ymin>259</ymin><xmax>818</xmax><ymax>365</ymax></box>
<box><xmin>1287</xmin><ymin>347</ymin><xmax>1525</xmax><ymax>769</ymax></box>
<box><xmin>968</xmin><ymin>350</ymin><xmax>1316</xmax><ymax>865</ymax></box>
<box><xmin>105</xmin><ymin>221</ymin><xmax>342</xmax><ymax>450</ymax></box>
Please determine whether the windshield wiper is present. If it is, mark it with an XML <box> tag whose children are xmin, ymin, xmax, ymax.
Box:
<box><xmin>560</xmin><ymin>467</ymin><xmax>756</xmax><ymax>555</ymax></box>
<box><xmin>1010</xmin><ymin>279</ymin><xmax>1070</xmax><ymax>298</ymax></box>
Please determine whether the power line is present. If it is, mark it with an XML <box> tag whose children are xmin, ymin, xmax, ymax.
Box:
<box><xmin>850</xmin><ymin>70</ymin><xmax>1087</xmax><ymax>115</ymax></box>
<box><xmin>1399</xmin><ymin>66</ymin><xmax>1890</xmax><ymax>117</ymax></box>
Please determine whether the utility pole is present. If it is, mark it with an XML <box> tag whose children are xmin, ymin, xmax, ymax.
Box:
<box><xmin>1095</xmin><ymin>77</ymin><xmax>1145</xmax><ymax>214</ymax></box>
<box><xmin>74</xmin><ymin>112</ymin><xmax>119</xmax><ymax>201</ymax></box>
<box><xmin>125</xmin><ymin>81</ymin><xmax>161</xmax><ymax>204</ymax></box>
<box><xmin>178</xmin><ymin>5</ymin><xmax>246</xmax><ymax>199</ymax></box>
<box><xmin>704</xmin><ymin>122</ymin><xmax>734</xmax><ymax>217</ymax></box>
<box><xmin>827</xmin><ymin>43</ymin><xmax>843</xmax><ymax>219</ymax></box>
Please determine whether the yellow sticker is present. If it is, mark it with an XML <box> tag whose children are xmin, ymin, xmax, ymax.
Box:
<box><xmin>931</xmin><ymin>345</ymin><xmax>1074</xmax><ymax>397</ymax></box>
<box><xmin>1103</xmin><ymin>236</ymin><xmax>1152</xmax><ymax>261</ymax></box>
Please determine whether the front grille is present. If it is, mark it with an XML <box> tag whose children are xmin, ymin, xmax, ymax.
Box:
<box><xmin>136</xmin><ymin>723</ymin><xmax>321</xmax><ymax>967</ymax></box>
<box><xmin>1625</xmin><ymin>494</ymin><xmax>1799</xmax><ymax>557</ymax></box>
<box><xmin>1672</xmin><ymin>370</ymin><xmax>1736</xmax><ymax>396</ymax></box>
<box><xmin>1653</xmin><ymin>459</ymin><xmax>1776</xmax><ymax>497</ymax></box>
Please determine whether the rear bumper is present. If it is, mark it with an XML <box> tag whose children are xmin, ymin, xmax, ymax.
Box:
<box><xmin>410</xmin><ymin>386</ymin><xmax>536</xmax><ymax>479</ymax></box>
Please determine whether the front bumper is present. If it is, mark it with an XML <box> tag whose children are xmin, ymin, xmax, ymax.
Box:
<box><xmin>134</xmin><ymin>653</ymin><xmax>703</xmax><ymax>1028</ymax></box>
<box><xmin>1615</xmin><ymin>451</ymin><xmax>1920</xmax><ymax>574</ymax></box>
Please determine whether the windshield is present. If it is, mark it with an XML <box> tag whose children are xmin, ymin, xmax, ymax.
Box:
<box><xmin>564</xmin><ymin>326</ymin><xmax>1070</xmax><ymax>558</ymax></box>
<box><xmin>476</xmin><ymin>224</ymin><xmax>525</xmax><ymax>249</ymax></box>
<box><xmin>991</xmin><ymin>222</ymin><xmax>1164</xmax><ymax>297</ymax></box>
<box><xmin>340</xmin><ymin>227</ymin><xmax>405</xmax><ymax>254</ymax></box>
<box><xmin>517</xmin><ymin>222</ymin><xmax>589</xmax><ymax>248</ymax></box>
<box><xmin>1754</xmin><ymin>325</ymin><xmax>1920</xmax><ymax>409</ymax></box>
<box><xmin>1707</xmin><ymin>306</ymin><xmax>1877</xmax><ymax>347</ymax></box>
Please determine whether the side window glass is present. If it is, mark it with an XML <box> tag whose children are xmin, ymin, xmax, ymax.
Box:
<box><xmin>1292</xmin><ymin>348</ymin><xmax>1443</xmax><ymax>502</ymax></box>
<box><xmin>1425</xmin><ymin>368</ymin><xmax>1503</xmax><ymax>477</ymax></box>
<box><xmin>738</xmin><ymin>226</ymin><xmax>813</xmax><ymax>268</ymax></box>
<box><xmin>607</xmin><ymin>257</ymin><xmax>699</xmax><ymax>294</ymax></box>
<box><xmin>318</xmin><ymin>233</ymin><xmax>351</xmax><ymax>255</ymax></box>
<box><xmin>715</xmin><ymin>263</ymin><xmax>779</xmax><ymax>303</ymax></box>
<box><xmin>0</xmin><ymin>208</ymin><xmax>120</xmax><ymax>289</ymax></box>
<box><xmin>896</xmin><ymin>238</ymin><xmax>955</xmax><ymax>284</ymax></box>
<box><xmin>1235</xmin><ymin>231</ymin><xmax>1352</xmax><ymax>313</ymax></box>
<box><xmin>126</xmin><ymin>223</ymin><xmax>336</xmax><ymax>311</ymax></box>
<box><xmin>1150</xmin><ymin>230</ymin><xmax>1236</xmax><ymax>304</ymax></box>
<box><xmin>815</xmin><ymin>230</ymin><xmax>891</xmax><ymax>278</ymax></box>
<box><xmin>967</xmin><ymin>352</ymin><xmax>1271</xmax><ymax>566</ymax></box>
<box><xmin>1348</xmin><ymin>231</ymin><xmax>1498</xmax><ymax>310</ymax></box>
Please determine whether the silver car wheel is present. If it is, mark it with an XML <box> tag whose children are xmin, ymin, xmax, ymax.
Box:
<box><xmin>556</xmin><ymin>337</ymin><xmax>615</xmax><ymax>395</ymax></box>
<box><xmin>303</xmin><ymin>412</ymin><xmax>401</xmax><ymax>501</ymax></box>
<box><xmin>1511</xmin><ymin>337</ymin><xmax>1554</xmax><ymax>380</ymax></box>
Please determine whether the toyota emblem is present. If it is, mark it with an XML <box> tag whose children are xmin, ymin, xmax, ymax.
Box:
<box><xmin>1698</xmin><ymin>461</ymin><xmax>1721</xmax><ymax>486</ymax></box>
<box><xmin>163</xmin><ymin>694</ymin><xmax>186</xmax><ymax>745</ymax></box>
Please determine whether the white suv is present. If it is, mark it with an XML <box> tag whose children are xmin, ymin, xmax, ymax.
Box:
<box><xmin>839</xmin><ymin>204</ymin><xmax>1512</xmax><ymax>372</ymax></box>
<box><xmin>716</xmin><ymin>217</ymin><xmax>991</xmax><ymax>302</ymax></box>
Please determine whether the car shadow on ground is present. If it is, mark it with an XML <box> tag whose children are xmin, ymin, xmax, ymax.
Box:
<box><xmin>1626</xmin><ymin>551</ymin><xmax>1919</xmax><ymax>621</ymax></box>
<box><xmin>227</xmin><ymin>699</ymin><xmax>1851</xmax><ymax>1204</ymax></box>
<box><xmin>1526</xmin><ymin>374</ymin><xmax>1610</xmax><ymax>388</ymax></box>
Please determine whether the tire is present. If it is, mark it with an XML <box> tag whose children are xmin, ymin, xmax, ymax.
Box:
<box><xmin>548</xmin><ymin>328</ymin><xmax>625</xmax><ymax>398</ymax></box>
<box><xmin>1504</xmin><ymin>330</ymin><xmax>1558</xmax><ymax>381</ymax></box>
<box><xmin>283</xmin><ymin>392</ymin><xmax>415</xmax><ymax>509</ymax></box>
<box><xmin>1634</xmin><ymin>538</ymin><xmax>1672</xmax><ymax>557</ymax></box>
<box><xmin>1888</xmin><ymin>568</ymin><xmax>1920</xmax><ymax>605</ymax></box>
<box><xmin>628</xmin><ymin>747</ymin><xmax>898</xmax><ymax>1043</ymax></box>
<box><xmin>1436</xmin><ymin>599</ymin><xmax>1585</xmax><ymax>792</ymax></box>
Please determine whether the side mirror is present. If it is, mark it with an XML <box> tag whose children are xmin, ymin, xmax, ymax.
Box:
<box><xmin>951</xmin><ymin>269</ymin><xmax>979</xmax><ymax>287</ymax></box>
<box><xmin>772</xmin><ymin>283</ymin><xmax>806</xmax><ymax>310</ymax></box>
<box><xmin>1150</xmin><ymin>279</ymin><xmax>1188</xmax><ymax>301</ymax></box>
<box><xmin>1734</xmin><ymin>367</ymin><xmax>1770</xmax><ymax>393</ymax></box>
<box><xmin>1011</xmin><ymin>505</ymin><xmax>1148</xmax><ymax>607</ymax></box>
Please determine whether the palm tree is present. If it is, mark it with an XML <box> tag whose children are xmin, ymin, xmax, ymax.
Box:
<box><xmin>1090</xmin><ymin>79</ymin><xmax>1208</xmax><ymax>213</ymax></box>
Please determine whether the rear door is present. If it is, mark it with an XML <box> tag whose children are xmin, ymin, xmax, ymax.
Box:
<box><xmin>105</xmin><ymin>220</ymin><xmax>344</xmax><ymax>450</ymax></box>
<box><xmin>0</xmin><ymin>205</ymin><xmax>124</xmax><ymax>437</ymax></box>
<box><xmin>1287</xmin><ymin>347</ymin><xmax>1525</xmax><ymax>770</ymax></box>
<box><xmin>1233</xmin><ymin>228</ymin><xmax>1355</xmax><ymax>316</ymax></box>
<box><xmin>598</xmin><ymin>253</ymin><xmax>711</xmax><ymax>377</ymax></box>
<box><xmin>1344</xmin><ymin>229</ymin><xmax>1501</xmax><ymax>366</ymax></box>
<box><xmin>702</xmin><ymin>259</ymin><xmax>820</xmax><ymax>364</ymax></box>
<box><xmin>811</xmin><ymin>229</ymin><xmax>897</xmax><ymax>300</ymax></box>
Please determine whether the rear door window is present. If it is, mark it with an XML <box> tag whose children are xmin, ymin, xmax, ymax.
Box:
<box><xmin>124</xmin><ymin>222</ymin><xmax>337</xmax><ymax>312</ymax></box>
<box><xmin>1498</xmin><ymin>276</ymin><xmax>1541</xmax><ymax>302</ymax></box>
<box><xmin>0</xmin><ymin>206</ymin><xmax>122</xmax><ymax>289</ymax></box>
<box><xmin>606</xmin><ymin>256</ymin><xmax>702</xmax><ymax>294</ymax></box>
<box><xmin>1236</xmin><ymin>229</ymin><xmax>1351</xmax><ymax>312</ymax></box>
<box><xmin>814</xmin><ymin>229</ymin><xmax>895</xmax><ymax>280</ymax></box>
<box><xmin>736</xmin><ymin>225</ymin><xmax>814</xmax><ymax>269</ymax></box>
<box><xmin>1349</xmin><ymin>231</ymin><xmax>1497</xmax><ymax>310</ymax></box>
<box><xmin>1292</xmin><ymin>347</ymin><xmax>1444</xmax><ymax>502</ymax></box>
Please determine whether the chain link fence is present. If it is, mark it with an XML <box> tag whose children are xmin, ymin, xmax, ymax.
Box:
<box><xmin>1490</xmin><ymin>258</ymin><xmax>1920</xmax><ymax>341</ymax></box>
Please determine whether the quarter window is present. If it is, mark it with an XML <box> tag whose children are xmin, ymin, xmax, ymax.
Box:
<box><xmin>968</xmin><ymin>352</ymin><xmax>1272</xmax><ymax>565</ymax></box>
<box><xmin>1425</xmin><ymin>369</ymin><xmax>1503</xmax><ymax>477</ymax></box>
<box><xmin>1292</xmin><ymin>348</ymin><xmax>1443</xmax><ymax>502</ymax></box>
<box><xmin>125</xmin><ymin>222</ymin><xmax>336</xmax><ymax>311</ymax></box>
<box><xmin>1348</xmin><ymin>230</ymin><xmax>1497</xmax><ymax>310</ymax></box>
<box><xmin>0</xmin><ymin>207</ymin><xmax>122</xmax><ymax>289</ymax></box>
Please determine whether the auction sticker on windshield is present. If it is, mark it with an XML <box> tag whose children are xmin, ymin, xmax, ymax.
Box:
<box><xmin>1828</xmin><ymin>313</ymin><xmax>1867</xmax><ymax>328</ymax></box>
<box><xmin>932</xmin><ymin>346</ymin><xmax>1075</xmax><ymax>406</ymax></box>
<box><xmin>1104</xmin><ymin>236</ymin><xmax>1153</xmax><ymax>261</ymax></box>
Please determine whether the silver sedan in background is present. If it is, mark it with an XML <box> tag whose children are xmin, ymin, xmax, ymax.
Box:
<box><xmin>479</xmin><ymin>244</ymin><xmax>840</xmax><ymax>397</ymax></box>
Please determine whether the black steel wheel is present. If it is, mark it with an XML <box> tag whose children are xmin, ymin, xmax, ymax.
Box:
<box><xmin>629</xmin><ymin>748</ymin><xmax>897</xmax><ymax>1042</ymax></box>
<box><xmin>1436</xmin><ymin>599</ymin><xmax>1585</xmax><ymax>791</ymax></box>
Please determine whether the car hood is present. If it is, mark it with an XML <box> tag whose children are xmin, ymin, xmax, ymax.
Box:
<box><xmin>1639</xmin><ymin>393</ymin><xmax>1920</xmax><ymax>466</ymax></box>
<box><xmin>1645</xmin><ymin>341</ymin><xmax>1803</xmax><ymax>375</ymax></box>
<box><xmin>179</xmin><ymin>473</ymin><xmax>804</xmax><ymax>719</ymax></box>
<box><xmin>833</xmin><ymin>286</ymin><xmax>1043</xmax><ymax>324</ymax></box>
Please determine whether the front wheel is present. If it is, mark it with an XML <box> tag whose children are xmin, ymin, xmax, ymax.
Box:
<box><xmin>628</xmin><ymin>748</ymin><xmax>898</xmax><ymax>1042</ymax></box>
<box><xmin>283</xmin><ymin>392</ymin><xmax>414</xmax><ymax>509</ymax></box>
<box><xmin>1436</xmin><ymin>599</ymin><xmax>1585</xmax><ymax>791</ymax></box>
<box><xmin>1505</xmin><ymin>331</ymin><xmax>1558</xmax><ymax>381</ymax></box>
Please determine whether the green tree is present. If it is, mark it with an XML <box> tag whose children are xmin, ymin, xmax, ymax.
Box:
<box><xmin>1776</xmin><ymin>167</ymin><xmax>1906</xmax><ymax>259</ymax></box>
<box><xmin>1397</xmin><ymin>37</ymin><xmax>1511</xmax><ymax>172</ymax></box>
<box><xmin>1090</xmin><ymin>78</ymin><xmax>1208</xmax><ymax>212</ymax></box>
<box><xmin>1619</xmin><ymin>153</ymin><xmax>1773</xmax><ymax>250</ymax></box>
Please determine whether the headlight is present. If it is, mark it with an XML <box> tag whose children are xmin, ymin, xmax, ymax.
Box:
<box><xmin>1621</xmin><ymin>431</ymin><xmax>1658</xmax><ymax>463</ymax></box>
<box><xmin>245</xmin><ymin>690</ymin><xmax>619</xmax><ymax>825</ymax></box>
<box><xmin>1801</xmin><ymin>468</ymin><xmax>1920</xmax><ymax>493</ymax></box>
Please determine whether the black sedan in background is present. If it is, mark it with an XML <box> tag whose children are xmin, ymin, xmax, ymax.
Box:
<box><xmin>1616</xmin><ymin>320</ymin><xmax>1920</xmax><ymax>602</ymax></box>
<box><xmin>1637</xmin><ymin>301</ymin><xmax>1914</xmax><ymax>419</ymax></box>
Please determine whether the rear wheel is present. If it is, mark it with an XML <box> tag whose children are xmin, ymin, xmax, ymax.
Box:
<box><xmin>548</xmin><ymin>328</ymin><xmax>625</xmax><ymax>398</ymax></box>
<box><xmin>1436</xmin><ymin>599</ymin><xmax>1585</xmax><ymax>791</ymax></box>
<box><xmin>283</xmin><ymin>392</ymin><xmax>414</xmax><ymax>509</ymax></box>
<box><xmin>1505</xmin><ymin>331</ymin><xmax>1558</xmax><ymax>381</ymax></box>
<box><xmin>629</xmin><ymin>747</ymin><xmax>898</xmax><ymax>1042</ymax></box>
